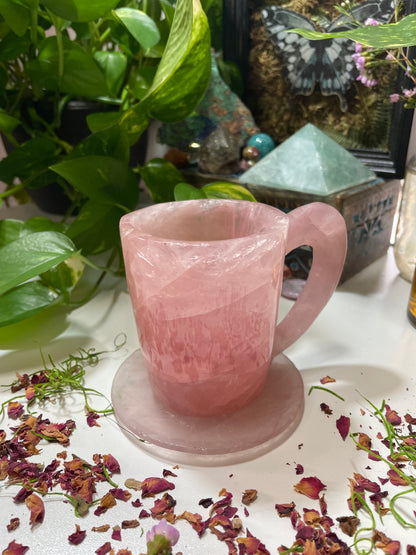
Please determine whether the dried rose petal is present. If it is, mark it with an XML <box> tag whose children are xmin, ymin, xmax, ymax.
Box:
<box><xmin>387</xmin><ymin>468</ymin><xmax>409</xmax><ymax>486</ymax></box>
<box><xmin>141</xmin><ymin>477</ymin><xmax>175</xmax><ymax>497</ymax></box>
<box><xmin>25</xmin><ymin>493</ymin><xmax>45</xmax><ymax>525</ymax></box>
<box><xmin>385</xmin><ymin>405</ymin><xmax>401</xmax><ymax>425</ymax></box>
<box><xmin>102</xmin><ymin>454</ymin><xmax>120</xmax><ymax>473</ymax></box>
<box><xmin>337</xmin><ymin>515</ymin><xmax>360</xmax><ymax>536</ymax></box>
<box><xmin>149</xmin><ymin>492</ymin><xmax>176</xmax><ymax>518</ymax></box>
<box><xmin>86</xmin><ymin>411</ymin><xmax>100</xmax><ymax>428</ymax></box>
<box><xmin>162</xmin><ymin>468</ymin><xmax>177</xmax><ymax>478</ymax></box>
<box><xmin>94</xmin><ymin>492</ymin><xmax>116</xmax><ymax>515</ymax></box>
<box><xmin>109</xmin><ymin>488</ymin><xmax>131</xmax><ymax>501</ymax></box>
<box><xmin>295</xmin><ymin>464</ymin><xmax>304</xmax><ymax>475</ymax></box>
<box><xmin>198</xmin><ymin>497</ymin><xmax>213</xmax><ymax>508</ymax></box>
<box><xmin>303</xmin><ymin>509</ymin><xmax>321</xmax><ymax>526</ymax></box>
<box><xmin>353</xmin><ymin>472</ymin><xmax>381</xmax><ymax>493</ymax></box>
<box><xmin>407</xmin><ymin>546</ymin><xmax>416</xmax><ymax>555</ymax></box>
<box><xmin>275</xmin><ymin>502</ymin><xmax>295</xmax><ymax>517</ymax></box>
<box><xmin>6</xmin><ymin>517</ymin><xmax>20</xmax><ymax>532</ymax></box>
<box><xmin>320</xmin><ymin>403</ymin><xmax>332</xmax><ymax>415</ymax></box>
<box><xmin>236</xmin><ymin>535</ymin><xmax>264</xmax><ymax>554</ymax></box>
<box><xmin>2</xmin><ymin>540</ymin><xmax>29</xmax><ymax>555</ymax></box>
<box><xmin>320</xmin><ymin>376</ymin><xmax>336</xmax><ymax>384</ymax></box>
<box><xmin>375</xmin><ymin>536</ymin><xmax>401</xmax><ymax>555</ymax></box>
<box><xmin>404</xmin><ymin>413</ymin><xmax>416</xmax><ymax>425</ymax></box>
<box><xmin>25</xmin><ymin>385</ymin><xmax>35</xmax><ymax>401</ymax></box>
<box><xmin>92</xmin><ymin>525</ymin><xmax>110</xmax><ymax>532</ymax></box>
<box><xmin>242</xmin><ymin>489</ymin><xmax>257</xmax><ymax>505</ymax></box>
<box><xmin>68</xmin><ymin>524</ymin><xmax>86</xmax><ymax>545</ymax></box>
<box><xmin>177</xmin><ymin>511</ymin><xmax>205</xmax><ymax>535</ymax></box>
<box><xmin>95</xmin><ymin>542</ymin><xmax>112</xmax><ymax>555</ymax></box>
<box><xmin>7</xmin><ymin>402</ymin><xmax>24</xmax><ymax>419</ymax></box>
<box><xmin>336</xmin><ymin>415</ymin><xmax>350</xmax><ymax>441</ymax></box>
<box><xmin>294</xmin><ymin>476</ymin><xmax>326</xmax><ymax>499</ymax></box>
<box><xmin>111</xmin><ymin>525</ymin><xmax>121</xmax><ymax>541</ymax></box>
<box><xmin>319</xmin><ymin>494</ymin><xmax>327</xmax><ymax>516</ymax></box>
<box><xmin>121</xmin><ymin>520</ymin><xmax>140</xmax><ymax>529</ymax></box>
<box><xmin>356</xmin><ymin>433</ymin><xmax>372</xmax><ymax>450</ymax></box>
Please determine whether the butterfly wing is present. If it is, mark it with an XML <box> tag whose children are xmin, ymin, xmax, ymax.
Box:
<box><xmin>262</xmin><ymin>7</ymin><xmax>318</xmax><ymax>96</ymax></box>
<box><xmin>262</xmin><ymin>6</ymin><xmax>355</xmax><ymax>110</ymax></box>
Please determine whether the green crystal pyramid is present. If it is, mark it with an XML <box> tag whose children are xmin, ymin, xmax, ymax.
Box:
<box><xmin>239</xmin><ymin>124</ymin><xmax>377</xmax><ymax>195</ymax></box>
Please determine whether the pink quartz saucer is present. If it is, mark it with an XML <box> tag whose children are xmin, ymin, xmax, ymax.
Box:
<box><xmin>111</xmin><ymin>349</ymin><xmax>304</xmax><ymax>465</ymax></box>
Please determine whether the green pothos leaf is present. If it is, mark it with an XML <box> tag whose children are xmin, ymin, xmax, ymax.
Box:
<box><xmin>290</xmin><ymin>13</ymin><xmax>416</xmax><ymax>48</ymax></box>
<box><xmin>0</xmin><ymin>281</ymin><xmax>62</xmax><ymax>327</ymax></box>
<box><xmin>0</xmin><ymin>231</ymin><xmax>78</xmax><ymax>295</ymax></box>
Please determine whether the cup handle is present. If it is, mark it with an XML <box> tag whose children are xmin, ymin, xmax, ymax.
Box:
<box><xmin>272</xmin><ymin>202</ymin><xmax>347</xmax><ymax>357</ymax></box>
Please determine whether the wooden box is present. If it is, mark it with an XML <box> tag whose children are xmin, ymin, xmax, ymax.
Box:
<box><xmin>183</xmin><ymin>170</ymin><xmax>401</xmax><ymax>283</ymax></box>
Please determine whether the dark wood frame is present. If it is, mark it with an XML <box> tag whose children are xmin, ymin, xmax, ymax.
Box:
<box><xmin>223</xmin><ymin>0</ymin><xmax>416</xmax><ymax>179</ymax></box>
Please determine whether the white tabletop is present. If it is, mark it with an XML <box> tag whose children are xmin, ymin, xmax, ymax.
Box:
<box><xmin>0</xmin><ymin>203</ymin><xmax>415</xmax><ymax>554</ymax></box>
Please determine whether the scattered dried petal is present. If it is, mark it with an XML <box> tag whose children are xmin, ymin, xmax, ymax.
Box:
<box><xmin>92</xmin><ymin>525</ymin><xmax>110</xmax><ymax>533</ymax></box>
<box><xmin>385</xmin><ymin>405</ymin><xmax>401</xmax><ymax>426</ymax></box>
<box><xmin>337</xmin><ymin>515</ymin><xmax>360</xmax><ymax>536</ymax></box>
<box><xmin>336</xmin><ymin>415</ymin><xmax>350</xmax><ymax>441</ymax></box>
<box><xmin>25</xmin><ymin>493</ymin><xmax>45</xmax><ymax>525</ymax></box>
<box><xmin>111</xmin><ymin>525</ymin><xmax>121</xmax><ymax>541</ymax></box>
<box><xmin>7</xmin><ymin>402</ymin><xmax>24</xmax><ymax>420</ymax></box>
<box><xmin>2</xmin><ymin>540</ymin><xmax>29</xmax><ymax>555</ymax></box>
<box><xmin>121</xmin><ymin>520</ymin><xmax>140</xmax><ymax>529</ymax></box>
<box><xmin>320</xmin><ymin>376</ymin><xmax>336</xmax><ymax>384</ymax></box>
<box><xmin>95</xmin><ymin>542</ymin><xmax>112</xmax><ymax>555</ymax></box>
<box><xmin>68</xmin><ymin>524</ymin><xmax>86</xmax><ymax>545</ymax></box>
<box><xmin>387</xmin><ymin>468</ymin><xmax>409</xmax><ymax>486</ymax></box>
<box><xmin>294</xmin><ymin>477</ymin><xmax>326</xmax><ymax>499</ymax></box>
<box><xmin>141</xmin><ymin>477</ymin><xmax>175</xmax><ymax>497</ymax></box>
<box><xmin>353</xmin><ymin>472</ymin><xmax>381</xmax><ymax>493</ymax></box>
<box><xmin>295</xmin><ymin>464</ymin><xmax>304</xmax><ymax>475</ymax></box>
<box><xmin>275</xmin><ymin>502</ymin><xmax>295</xmax><ymax>517</ymax></box>
<box><xmin>320</xmin><ymin>403</ymin><xmax>332</xmax><ymax>415</ymax></box>
<box><xmin>357</xmin><ymin>433</ymin><xmax>372</xmax><ymax>450</ymax></box>
<box><xmin>6</xmin><ymin>518</ymin><xmax>20</xmax><ymax>532</ymax></box>
<box><xmin>242</xmin><ymin>489</ymin><xmax>257</xmax><ymax>505</ymax></box>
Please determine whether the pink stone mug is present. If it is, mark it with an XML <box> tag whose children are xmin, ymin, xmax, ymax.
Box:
<box><xmin>120</xmin><ymin>199</ymin><xmax>347</xmax><ymax>417</ymax></box>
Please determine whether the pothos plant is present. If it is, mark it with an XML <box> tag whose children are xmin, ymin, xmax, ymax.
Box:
<box><xmin>0</xmin><ymin>0</ymin><xmax>254</xmax><ymax>329</ymax></box>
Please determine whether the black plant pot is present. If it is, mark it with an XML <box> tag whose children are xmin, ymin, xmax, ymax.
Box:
<box><xmin>3</xmin><ymin>99</ymin><xmax>147</xmax><ymax>215</ymax></box>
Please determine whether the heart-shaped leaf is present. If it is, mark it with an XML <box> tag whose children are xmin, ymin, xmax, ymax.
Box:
<box><xmin>139</xmin><ymin>158</ymin><xmax>185</xmax><ymax>203</ymax></box>
<box><xmin>0</xmin><ymin>0</ymin><xmax>30</xmax><ymax>36</ymax></box>
<box><xmin>51</xmin><ymin>155</ymin><xmax>139</xmax><ymax>210</ymax></box>
<box><xmin>66</xmin><ymin>200</ymin><xmax>126</xmax><ymax>255</ymax></box>
<box><xmin>0</xmin><ymin>231</ymin><xmax>78</xmax><ymax>295</ymax></box>
<box><xmin>40</xmin><ymin>0</ymin><xmax>119</xmax><ymax>22</ymax></box>
<box><xmin>113</xmin><ymin>8</ymin><xmax>160</xmax><ymax>50</ymax></box>
<box><xmin>0</xmin><ymin>282</ymin><xmax>62</xmax><ymax>327</ymax></box>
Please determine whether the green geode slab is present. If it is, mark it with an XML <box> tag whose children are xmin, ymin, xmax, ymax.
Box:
<box><xmin>239</xmin><ymin>124</ymin><xmax>377</xmax><ymax>195</ymax></box>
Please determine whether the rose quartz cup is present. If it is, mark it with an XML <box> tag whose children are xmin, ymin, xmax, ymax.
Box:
<box><xmin>120</xmin><ymin>199</ymin><xmax>346</xmax><ymax>417</ymax></box>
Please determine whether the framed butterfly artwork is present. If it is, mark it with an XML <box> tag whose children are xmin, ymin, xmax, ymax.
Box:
<box><xmin>222</xmin><ymin>0</ymin><xmax>416</xmax><ymax>178</ymax></box>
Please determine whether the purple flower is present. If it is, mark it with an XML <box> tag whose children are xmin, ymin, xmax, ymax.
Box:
<box><xmin>390</xmin><ymin>93</ymin><xmax>401</xmax><ymax>103</ymax></box>
<box><xmin>364</xmin><ymin>17</ymin><xmax>379</xmax><ymax>26</ymax></box>
<box><xmin>403</xmin><ymin>87</ymin><xmax>416</xmax><ymax>98</ymax></box>
<box><xmin>355</xmin><ymin>43</ymin><xmax>363</xmax><ymax>53</ymax></box>
<box><xmin>352</xmin><ymin>54</ymin><xmax>366</xmax><ymax>71</ymax></box>
<box><xmin>146</xmin><ymin>518</ymin><xmax>179</xmax><ymax>546</ymax></box>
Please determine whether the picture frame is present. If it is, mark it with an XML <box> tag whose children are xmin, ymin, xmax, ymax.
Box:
<box><xmin>222</xmin><ymin>0</ymin><xmax>416</xmax><ymax>179</ymax></box>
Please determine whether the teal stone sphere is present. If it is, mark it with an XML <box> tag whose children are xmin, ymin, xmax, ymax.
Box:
<box><xmin>247</xmin><ymin>133</ymin><xmax>275</xmax><ymax>158</ymax></box>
